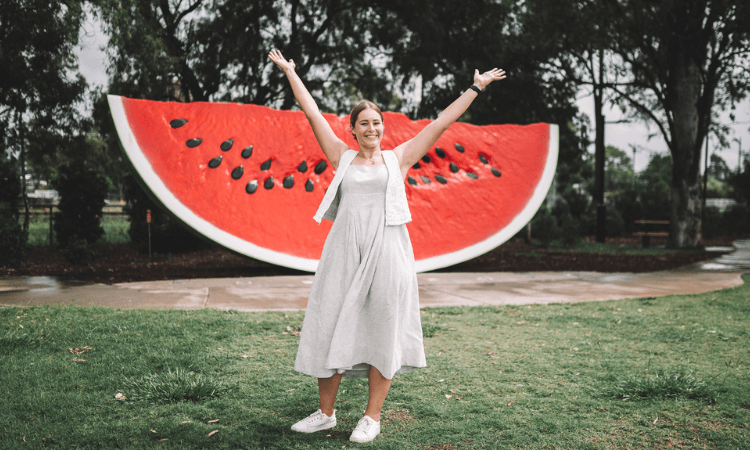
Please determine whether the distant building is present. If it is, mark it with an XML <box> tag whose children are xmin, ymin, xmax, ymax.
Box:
<box><xmin>706</xmin><ymin>198</ymin><xmax>737</xmax><ymax>213</ymax></box>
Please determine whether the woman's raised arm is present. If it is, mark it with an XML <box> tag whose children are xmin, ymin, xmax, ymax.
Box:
<box><xmin>394</xmin><ymin>68</ymin><xmax>506</xmax><ymax>174</ymax></box>
<box><xmin>268</xmin><ymin>49</ymin><xmax>349</xmax><ymax>168</ymax></box>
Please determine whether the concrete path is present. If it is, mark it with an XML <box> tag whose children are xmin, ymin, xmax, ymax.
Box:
<box><xmin>1</xmin><ymin>240</ymin><xmax>748</xmax><ymax>311</ymax></box>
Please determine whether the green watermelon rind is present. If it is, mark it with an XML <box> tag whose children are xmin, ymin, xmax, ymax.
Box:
<box><xmin>108</xmin><ymin>94</ymin><xmax>558</xmax><ymax>273</ymax></box>
<box><xmin>414</xmin><ymin>123</ymin><xmax>558</xmax><ymax>272</ymax></box>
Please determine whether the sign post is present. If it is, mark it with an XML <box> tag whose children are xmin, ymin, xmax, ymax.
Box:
<box><xmin>146</xmin><ymin>209</ymin><xmax>152</xmax><ymax>259</ymax></box>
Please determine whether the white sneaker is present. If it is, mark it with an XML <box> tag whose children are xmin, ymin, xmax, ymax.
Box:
<box><xmin>349</xmin><ymin>415</ymin><xmax>381</xmax><ymax>443</ymax></box>
<box><xmin>291</xmin><ymin>409</ymin><xmax>337</xmax><ymax>433</ymax></box>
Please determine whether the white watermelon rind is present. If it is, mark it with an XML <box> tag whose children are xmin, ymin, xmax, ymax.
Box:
<box><xmin>415</xmin><ymin>123</ymin><xmax>558</xmax><ymax>272</ymax></box>
<box><xmin>109</xmin><ymin>95</ymin><xmax>558</xmax><ymax>274</ymax></box>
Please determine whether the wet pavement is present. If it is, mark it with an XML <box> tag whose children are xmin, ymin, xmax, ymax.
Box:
<box><xmin>1</xmin><ymin>240</ymin><xmax>748</xmax><ymax>311</ymax></box>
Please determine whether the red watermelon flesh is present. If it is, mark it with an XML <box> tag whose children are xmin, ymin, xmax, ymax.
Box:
<box><xmin>109</xmin><ymin>95</ymin><xmax>557</xmax><ymax>272</ymax></box>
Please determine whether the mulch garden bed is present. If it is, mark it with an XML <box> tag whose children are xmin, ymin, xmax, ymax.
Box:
<box><xmin>1</xmin><ymin>236</ymin><xmax>742</xmax><ymax>285</ymax></box>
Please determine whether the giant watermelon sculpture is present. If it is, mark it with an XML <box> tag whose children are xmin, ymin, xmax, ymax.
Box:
<box><xmin>108</xmin><ymin>95</ymin><xmax>558</xmax><ymax>272</ymax></box>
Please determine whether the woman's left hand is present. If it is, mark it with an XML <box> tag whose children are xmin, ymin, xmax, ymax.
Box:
<box><xmin>473</xmin><ymin>68</ymin><xmax>506</xmax><ymax>90</ymax></box>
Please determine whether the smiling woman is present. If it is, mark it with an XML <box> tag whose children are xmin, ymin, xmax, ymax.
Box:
<box><xmin>268</xmin><ymin>48</ymin><xmax>507</xmax><ymax>443</ymax></box>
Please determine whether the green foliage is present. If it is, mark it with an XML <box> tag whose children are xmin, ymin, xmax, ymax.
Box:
<box><xmin>0</xmin><ymin>156</ymin><xmax>21</xmax><ymax>210</ymax></box>
<box><xmin>59</xmin><ymin>236</ymin><xmax>96</xmax><ymax>266</ymax></box>
<box><xmin>0</xmin><ymin>0</ymin><xmax>87</xmax><ymax>182</ymax></box>
<box><xmin>607</xmin><ymin>153</ymin><xmax>673</xmax><ymax>234</ymax></box>
<box><xmin>730</xmin><ymin>156</ymin><xmax>750</xmax><ymax>205</ymax></box>
<box><xmin>123</xmin><ymin>368</ymin><xmax>233</xmax><ymax>403</ymax></box>
<box><xmin>0</xmin><ymin>157</ymin><xmax>27</xmax><ymax>267</ymax></box>
<box><xmin>531</xmin><ymin>205</ymin><xmax>562</xmax><ymax>247</ymax></box>
<box><xmin>704</xmin><ymin>204</ymin><xmax>750</xmax><ymax>239</ymax></box>
<box><xmin>124</xmin><ymin>174</ymin><xmax>210</xmax><ymax>254</ymax></box>
<box><xmin>53</xmin><ymin>164</ymin><xmax>107</xmax><ymax>264</ymax></box>
<box><xmin>609</xmin><ymin>369</ymin><xmax>716</xmax><ymax>402</ymax></box>
<box><xmin>707</xmin><ymin>175</ymin><xmax>732</xmax><ymax>198</ymax></box>
<box><xmin>708</xmin><ymin>153</ymin><xmax>732</xmax><ymax>181</ymax></box>
<box><xmin>604</xmin><ymin>146</ymin><xmax>635</xmax><ymax>195</ymax></box>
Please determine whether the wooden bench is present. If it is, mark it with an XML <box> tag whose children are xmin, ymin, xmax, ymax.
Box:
<box><xmin>633</xmin><ymin>220</ymin><xmax>669</xmax><ymax>248</ymax></box>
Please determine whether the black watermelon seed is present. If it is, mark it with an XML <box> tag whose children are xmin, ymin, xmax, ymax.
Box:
<box><xmin>435</xmin><ymin>174</ymin><xmax>448</xmax><ymax>184</ymax></box>
<box><xmin>231</xmin><ymin>165</ymin><xmax>243</xmax><ymax>179</ymax></box>
<box><xmin>260</xmin><ymin>158</ymin><xmax>272</xmax><ymax>171</ymax></box>
<box><xmin>435</xmin><ymin>147</ymin><xmax>446</xmax><ymax>158</ymax></box>
<box><xmin>454</xmin><ymin>143</ymin><xmax>465</xmax><ymax>153</ymax></box>
<box><xmin>450</xmin><ymin>162</ymin><xmax>459</xmax><ymax>173</ymax></box>
<box><xmin>466</xmin><ymin>172</ymin><xmax>479</xmax><ymax>179</ymax></box>
<box><xmin>245</xmin><ymin>180</ymin><xmax>258</xmax><ymax>194</ymax></box>
<box><xmin>421</xmin><ymin>154</ymin><xmax>431</xmax><ymax>163</ymax></box>
<box><xmin>407</xmin><ymin>176</ymin><xmax>417</xmax><ymax>186</ymax></box>
<box><xmin>220</xmin><ymin>139</ymin><xmax>233</xmax><ymax>151</ymax></box>
<box><xmin>412</xmin><ymin>162</ymin><xmax>421</xmax><ymax>170</ymax></box>
<box><xmin>420</xmin><ymin>175</ymin><xmax>431</xmax><ymax>184</ymax></box>
<box><xmin>314</xmin><ymin>160</ymin><xmax>327</xmax><ymax>174</ymax></box>
<box><xmin>241</xmin><ymin>145</ymin><xmax>253</xmax><ymax>159</ymax></box>
<box><xmin>264</xmin><ymin>177</ymin><xmax>274</xmax><ymax>189</ymax></box>
<box><xmin>208</xmin><ymin>156</ymin><xmax>222</xmax><ymax>168</ymax></box>
<box><xmin>170</xmin><ymin>119</ymin><xmax>188</xmax><ymax>128</ymax></box>
<box><xmin>479</xmin><ymin>154</ymin><xmax>488</xmax><ymax>164</ymax></box>
<box><xmin>298</xmin><ymin>161</ymin><xmax>308</xmax><ymax>172</ymax></box>
<box><xmin>491</xmin><ymin>167</ymin><xmax>502</xmax><ymax>177</ymax></box>
<box><xmin>305</xmin><ymin>179</ymin><xmax>314</xmax><ymax>192</ymax></box>
<box><xmin>186</xmin><ymin>138</ymin><xmax>203</xmax><ymax>148</ymax></box>
<box><xmin>283</xmin><ymin>175</ymin><xmax>294</xmax><ymax>188</ymax></box>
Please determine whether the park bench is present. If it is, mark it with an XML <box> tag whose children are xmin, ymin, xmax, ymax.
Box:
<box><xmin>633</xmin><ymin>220</ymin><xmax>669</xmax><ymax>248</ymax></box>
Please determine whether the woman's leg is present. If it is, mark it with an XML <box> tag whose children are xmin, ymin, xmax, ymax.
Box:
<box><xmin>363</xmin><ymin>365</ymin><xmax>392</xmax><ymax>421</ymax></box>
<box><xmin>318</xmin><ymin>373</ymin><xmax>342</xmax><ymax>416</ymax></box>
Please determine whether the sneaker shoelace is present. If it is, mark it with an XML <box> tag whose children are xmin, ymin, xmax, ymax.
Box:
<box><xmin>357</xmin><ymin>417</ymin><xmax>376</xmax><ymax>434</ymax></box>
<box><xmin>307</xmin><ymin>411</ymin><xmax>326</xmax><ymax>424</ymax></box>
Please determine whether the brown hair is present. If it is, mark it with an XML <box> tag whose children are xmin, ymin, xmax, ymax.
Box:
<box><xmin>349</xmin><ymin>100</ymin><xmax>383</xmax><ymax>141</ymax></box>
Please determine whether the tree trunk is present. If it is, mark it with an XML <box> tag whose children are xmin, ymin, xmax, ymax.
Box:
<box><xmin>668</xmin><ymin>52</ymin><xmax>703</xmax><ymax>248</ymax></box>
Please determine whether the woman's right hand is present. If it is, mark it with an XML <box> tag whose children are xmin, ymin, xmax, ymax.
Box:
<box><xmin>269</xmin><ymin>49</ymin><xmax>296</xmax><ymax>73</ymax></box>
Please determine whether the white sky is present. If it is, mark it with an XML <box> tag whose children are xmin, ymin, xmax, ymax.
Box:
<box><xmin>75</xmin><ymin>13</ymin><xmax>749</xmax><ymax>173</ymax></box>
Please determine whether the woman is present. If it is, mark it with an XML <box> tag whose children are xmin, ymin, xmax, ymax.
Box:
<box><xmin>268</xmin><ymin>49</ymin><xmax>505</xmax><ymax>443</ymax></box>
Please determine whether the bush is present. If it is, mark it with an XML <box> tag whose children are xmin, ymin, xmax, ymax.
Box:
<box><xmin>60</xmin><ymin>236</ymin><xmax>96</xmax><ymax>265</ymax></box>
<box><xmin>0</xmin><ymin>157</ymin><xmax>26</xmax><ymax>267</ymax></box>
<box><xmin>53</xmin><ymin>164</ymin><xmax>107</xmax><ymax>264</ymax></box>
<box><xmin>0</xmin><ymin>204</ymin><xmax>28</xmax><ymax>268</ymax></box>
<box><xmin>531</xmin><ymin>206</ymin><xmax>562</xmax><ymax>247</ymax></box>
<box><xmin>124</xmin><ymin>173</ymin><xmax>210</xmax><ymax>254</ymax></box>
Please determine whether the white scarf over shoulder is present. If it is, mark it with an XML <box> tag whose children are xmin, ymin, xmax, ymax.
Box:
<box><xmin>313</xmin><ymin>149</ymin><xmax>412</xmax><ymax>226</ymax></box>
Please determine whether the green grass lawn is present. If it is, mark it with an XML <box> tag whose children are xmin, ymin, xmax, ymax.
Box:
<box><xmin>1</xmin><ymin>276</ymin><xmax>748</xmax><ymax>449</ymax></box>
<box><xmin>530</xmin><ymin>241</ymin><xmax>714</xmax><ymax>256</ymax></box>
<box><xmin>24</xmin><ymin>215</ymin><xmax>130</xmax><ymax>246</ymax></box>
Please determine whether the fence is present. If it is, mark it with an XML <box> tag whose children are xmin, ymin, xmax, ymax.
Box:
<box><xmin>17</xmin><ymin>205</ymin><xmax>129</xmax><ymax>246</ymax></box>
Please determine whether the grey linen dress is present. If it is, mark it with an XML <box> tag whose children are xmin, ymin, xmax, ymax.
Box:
<box><xmin>294</xmin><ymin>163</ymin><xmax>427</xmax><ymax>379</ymax></box>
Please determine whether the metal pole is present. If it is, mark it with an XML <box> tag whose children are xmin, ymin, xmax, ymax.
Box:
<box><xmin>49</xmin><ymin>204</ymin><xmax>53</xmax><ymax>246</ymax></box>
<box><xmin>702</xmin><ymin>134</ymin><xmax>709</xmax><ymax>209</ymax></box>
<box><xmin>630</xmin><ymin>145</ymin><xmax>636</xmax><ymax>190</ymax></box>
<box><xmin>594</xmin><ymin>47</ymin><xmax>606</xmax><ymax>243</ymax></box>
<box><xmin>147</xmin><ymin>209</ymin><xmax>152</xmax><ymax>259</ymax></box>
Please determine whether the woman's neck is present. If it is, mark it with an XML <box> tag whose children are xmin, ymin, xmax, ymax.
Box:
<box><xmin>357</xmin><ymin>146</ymin><xmax>382</xmax><ymax>159</ymax></box>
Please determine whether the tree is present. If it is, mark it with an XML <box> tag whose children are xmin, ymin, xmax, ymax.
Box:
<box><xmin>94</xmin><ymin>0</ymin><xmax>396</xmax><ymax>112</ymax></box>
<box><xmin>366</xmin><ymin>0</ymin><xmax>590</xmax><ymax>186</ymax></box>
<box><xmin>53</xmin><ymin>164</ymin><xmax>108</xmax><ymax>264</ymax></box>
<box><xmin>0</xmin><ymin>155</ymin><xmax>27</xmax><ymax>267</ymax></box>
<box><xmin>708</xmin><ymin>153</ymin><xmax>731</xmax><ymax>181</ymax></box>
<box><xmin>602</xmin><ymin>0</ymin><xmax>750</xmax><ymax>247</ymax></box>
<box><xmin>604</xmin><ymin>146</ymin><xmax>634</xmax><ymax>195</ymax></box>
<box><xmin>0</xmin><ymin>0</ymin><xmax>88</xmax><ymax>231</ymax></box>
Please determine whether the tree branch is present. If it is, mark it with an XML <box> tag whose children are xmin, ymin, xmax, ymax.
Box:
<box><xmin>609</xmin><ymin>85</ymin><xmax>673</xmax><ymax>152</ymax></box>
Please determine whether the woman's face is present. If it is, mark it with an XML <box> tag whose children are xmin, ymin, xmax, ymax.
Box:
<box><xmin>352</xmin><ymin>108</ymin><xmax>384</xmax><ymax>150</ymax></box>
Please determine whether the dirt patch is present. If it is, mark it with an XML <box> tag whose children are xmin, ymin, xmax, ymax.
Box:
<box><xmin>0</xmin><ymin>236</ymin><xmax>738</xmax><ymax>285</ymax></box>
